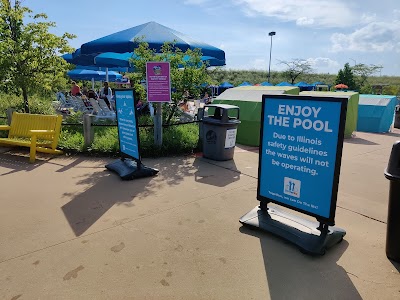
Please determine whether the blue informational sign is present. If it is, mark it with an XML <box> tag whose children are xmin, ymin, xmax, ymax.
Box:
<box><xmin>115</xmin><ymin>89</ymin><xmax>140</xmax><ymax>161</ymax></box>
<box><xmin>258</xmin><ymin>95</ymin><xmax>347</xmax><ymax>224</ymax></box>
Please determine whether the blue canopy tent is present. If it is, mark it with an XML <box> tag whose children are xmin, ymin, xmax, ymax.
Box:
<box><xmin>294</xmin><ymin>81</ymin><xmax>314</xmax><ymax>91</ymax></box>
<box><xmin>67</xmin><ymin>69</ymin><xmax>122</xmax><ymax>82</ymax></box>
<box><xmin>357</xmin><ymin>94</ymin><xmax>397</xmax><ymax>133</ymax></box>
<box><xmin>94</xmin><ymin>52</ymin><xmax>226</xmax><ymax>68</ymax></box>
<box><xmin>80</xmin><ymin>21</ymin><xmax>225</xmax><ymax>63</ymax></box>
<box><xmin>217</xmin><ymin>81</ymin><xmax>234</xmax><ymax>96</ymax></box>
<box><xmin>63</xmin><ymin>22</ymin><xmax>226</xmax><ymax>82</ymax></box>
<box><xmin>219</xmin><ymin>82</ymin><xmax>234</xmax><ymax>88</ymax></box>
<box><xmin>276</xmin><ymin>81</ymin><xmax>293</xmax><ymax>86</ymax></box>
<box><xmin>260</xmin><ymin>81</ymin><xmax>273</xmax><ymax>86</ymax></box>
<box><xmin>238</xmin><ymin>81</ymin><xmax>252</xmax><ymax>86</ymax></box>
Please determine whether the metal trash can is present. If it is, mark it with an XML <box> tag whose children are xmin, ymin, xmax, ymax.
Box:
<box><xmin>384</xmin><ymin>141</ymin><xmax>400</xmax><ymax>262</ymax></box>
<box><xmin>394</xmin><ymin>106</ymin><xmax>400</xmax><ymax>129</ymax></box>
<box><xmin>202</xmin><ymin>104</ymin><xmax>240</xmax><ymax>161</ymax></box>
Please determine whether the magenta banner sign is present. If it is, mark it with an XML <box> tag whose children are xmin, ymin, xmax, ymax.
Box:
<box><xmin>146</xmin><ymin>62</ymin><xmax>171</xmax><ymax>102</ymax></box>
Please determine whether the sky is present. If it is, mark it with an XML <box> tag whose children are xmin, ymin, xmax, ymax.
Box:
<box><xmin>24</xmin><ymin>0</ymin><xmax>400</xmax><ymax>76</ymax></box>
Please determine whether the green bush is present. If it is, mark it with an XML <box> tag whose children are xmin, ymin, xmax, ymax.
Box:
<box><xmin>0</xmin><ymin>93</ymin><xmax>56</xmax><ymax>116</ymax></box>
<box><xmin>58</xmin><ymin>128</ymin><xmax>85</xmax><ymax>152</ymax></box>
<box><xmin>91</xmin><ymin>126</ymin><xmax>119</xmax><ymax>153</ymax></box>
<box><xmin>57</xmin><ymin>121</ymin><xmax>199</xmax><ymax>158</ymax></box>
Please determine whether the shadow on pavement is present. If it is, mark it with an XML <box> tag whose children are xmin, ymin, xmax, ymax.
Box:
<box><xmin>239</xmin><ymin>225</ymin><xmax>362</xmax><ymax>300</ymax></box>
<box><xmin>377</xmin><ymin>132</ymin><xmax>400</xmax><ymax>138</ymax></box>
<box><xmin>61</xmin><ymin>157</ymin><xmax>196</xmax><ymax>236</ymax></box>
<box><xmin>193</xmin><ymin>157</ymin><xmax>241</xmax><ymax>187</ymax></box>
<box><xmin>0</xmin><ymin>151</ymin><xmax>47</xmax><ymax>175</ymax></box>
<box><xmin>344</xmin><ymin>136</ymin><xmax>379</xmax><ymax>146</ymax></box>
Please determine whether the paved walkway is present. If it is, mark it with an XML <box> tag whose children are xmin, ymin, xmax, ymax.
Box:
<box><xmin>0</xmin><ymin>131</ymin><xmax>399</xmax><ymax>299</ymax></box>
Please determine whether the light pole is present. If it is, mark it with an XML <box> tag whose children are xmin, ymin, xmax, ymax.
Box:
<box><xmin>268</xmin><ymin>31</ymin><xmax>276</xmax><ymax>83</ymax></box>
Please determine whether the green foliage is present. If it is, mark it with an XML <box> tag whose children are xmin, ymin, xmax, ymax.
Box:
<box><xmin>352</xmin><ymin>63</ymin><xmax>383</xmax><ymax>89</ymax></box>
<box><xmin>359</xmin><ymin>84</ymin><xmax>373</xmax><ymax>94</ymax></box>
<box><xmin>58</xmin><ymin>128</ymin><xmax>84</xmax><ymax>152</ymax></box>
<box><xmin>383</xmin><ymin>85</ymin><xmax>400</xmax><ymax>96</ymax></box>
<box><xmin>0</xmin><ymin>0</ymin><xmax>75</xmax><ymax>112</ymax></box>
<box><xmin>130</xmin><ymin>39</ymin><xmax>212</xmax><ymax>122</ymax></box>
<box><xmin>139</xmin><ymin>123</ymin><xmax>199</xmax><ymax>157</ymax></box>
<box><xmin>335</xmin><ymin>63</ymin><xmax>357</xmax><ymax>90</ymax></box>
<box><xmin>0</xmin><ymin>92</ymin><xmax>55</xmax><ymax>115</ymax></box>
<box><xmin>63</xmin><ymin>111</ymin><xmax>84</xmax><ymax>124</ymax></box>
<box><xmin>57</xmin><ymin>120</ymin><xmax>199</xmax><ymax>158</ymax></box>
<box><xmin>91</xmin><ymin>127</ymin><xmax>119</xmax><ymax>153</ymax></box>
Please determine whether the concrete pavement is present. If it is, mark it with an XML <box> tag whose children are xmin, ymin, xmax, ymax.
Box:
<box><xmin>0</xmin><ymin>130</ymin><xmax>399</xmax><ymax>299</ymax></box>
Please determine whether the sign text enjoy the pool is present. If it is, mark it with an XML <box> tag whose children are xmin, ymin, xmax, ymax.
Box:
<box><xmin>258</xmin><ymin>95</ymin><xmax>347</xmax><ymax>225</ymax></box>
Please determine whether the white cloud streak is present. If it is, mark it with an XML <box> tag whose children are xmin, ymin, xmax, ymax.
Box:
<box><xmin>234</xmin><ymin>0</ymin><xmax>356</xmax><ymax>28</ymax></box>
<box><xmin>331</xmin><ymin>21</ymin><xmax>400</xmax><ymax>52</ymax></box>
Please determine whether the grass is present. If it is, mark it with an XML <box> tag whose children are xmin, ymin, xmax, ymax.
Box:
<box><xmin>58</xmin><ymin>122</ymin><xmax>200</xmax><ymax>158</ymax></box>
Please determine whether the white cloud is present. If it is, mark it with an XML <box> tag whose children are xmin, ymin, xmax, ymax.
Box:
<box><xmin>360</xmin><ymin>13</ymin><xmax>377</xmax><ymax>24</ymax></box>
<box><xmin>306</xmin><ymin>57</ymin><xmax>339</xmax><ymax>70</ymax></box>
<box><xmin>250</xmin><ymin>58</ymin><xmax>267</xmax><ymax>70</ymax></box>
<box><xmin>331</xmin><ymin>21</ymin><xmax>400</xmax><ymax>52</ymax></box>
<box><xmin>234</xmin><ymin>0</ymin><xmax>356</xmax><ymax>28</ymax></box>
<box><xmin>296</xmin><ymin>17</ymin><xmax>314</xmax><ymax>26</ymax></box>
<box><xmin>183</xmin><ymin>0</ymin><xmax>210</xmax><ymax>4</ymax></box>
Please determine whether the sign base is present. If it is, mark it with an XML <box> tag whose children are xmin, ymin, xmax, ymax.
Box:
<box><xmin>239</xmin><ymin>205</ymin><xmax>346</xmax><ymax>255</ymax></box>
<box><xmin>105</xmin><ymin>158</ymin><xmax>159</xmax><ymax>180</ymax></box>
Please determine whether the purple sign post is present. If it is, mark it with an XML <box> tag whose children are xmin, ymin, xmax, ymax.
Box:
<box><xmin>146</xmin><ymin>62</ymin><xmax>171</xmax><ymax>103</ymax></box>
<box><xmin>146</xmin><ymin>62</ymin><xmax>171</xmax><ymax>146</ymax></box>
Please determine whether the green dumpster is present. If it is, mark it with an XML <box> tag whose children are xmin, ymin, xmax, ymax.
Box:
<box><xmin>300</xmin><ymin>91</ymin><xmax>359</xmax><ymax>138</ymax></box>
<box><xmin>213</xmin><ymin>86</ymin><xmax>300</xmax><ymax>146</ymax></box>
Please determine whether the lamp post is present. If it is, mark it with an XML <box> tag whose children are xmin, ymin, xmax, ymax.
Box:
<box><xmin>268</xmin><ymin>31</ymin><xmax>276</xmax><ymax>83</ymax></box>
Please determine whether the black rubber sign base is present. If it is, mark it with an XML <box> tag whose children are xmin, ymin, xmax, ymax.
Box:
<box><xmin>239</xmin><ymin>205</ymin><xmax>346</xmax><ymax>255</ymax></box>
<box><xmin>105</xmin><ymin>158</ymin><xmax>159</xmax><ymax>180</ymax></box>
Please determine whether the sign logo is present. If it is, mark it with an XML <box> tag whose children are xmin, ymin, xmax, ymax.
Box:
<box><xmin>284</xmin><ymin>177</ymin><xmax>301</xmax><ymax>198</ymax></box>
<box><xmin>153</xmin><ymin>65</ymin><xmax>162</xmax><ymax>75</ymax></box>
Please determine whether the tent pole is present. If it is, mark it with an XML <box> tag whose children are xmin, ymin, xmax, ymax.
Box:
<box><xmin>106</xmin><ymin>68</ymin><xmax>109</xmax><ymax>82</ymax></box>
<box><xmin>154</xmin><ymin>103</ymin><xmax>162</xmax><ymax>146</ymax></box>
<box><xmin>91</xmin><ymin>78</ymin><xmax>95</xmax><ymax>90</ymax></box>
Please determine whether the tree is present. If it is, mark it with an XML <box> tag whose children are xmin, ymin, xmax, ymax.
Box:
<box><xmin>279</xmin><ymin>59</ymin><xmax>313</xmax><ymax>84</ymax></box>
<box><xmin>351</xmin><ymin>63</ymin><xmax>383</xmax><ymax>89</ymax></box>
<box><xmin>335</xmin><ymin>63</ymin><xmax>356</xmax><ymax>90</ymax></box>
<box><xmin>0</xmin><ymin>0</ymin><xmax>75</xmax><ymax>112</ymax></box>
<box><xmin>130</xmin><ymin>39</ymin><xmax>212</xmax><ymax>123</ymax></box>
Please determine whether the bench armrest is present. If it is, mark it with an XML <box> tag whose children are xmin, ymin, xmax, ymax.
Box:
<box><xmin>0</xmin><ymin>125</ymin><xmax>11</xmax><ymax>131</ymax></box>
<box><xmin>28</xmin><ymin>130</ymin><xmax>55</xmax><ymax>136</ymax></box>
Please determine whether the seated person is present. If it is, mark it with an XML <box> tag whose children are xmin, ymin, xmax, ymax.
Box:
<box><xmin>81</xmin><ymin>84</ymin><xmax>88</xmax><ymax>96</ymax></box>
<box><xmin>87</xmin><ymin>89</ymin><xmax>98</xmax><ymax>99</ymax></box>
<box><xmin>70</xmin><ymin>81</ymin><xmax>81</xmax><ymax>96</ymax></box>
<box><xmin>202</xmin><ymin>92</ymin><xmax>210</xmax><ymax>103</ymax></box>
<box><xmin>179</xmin><ymin>99</ymin><xmax>189</xmax><ymax>112</ymax></box>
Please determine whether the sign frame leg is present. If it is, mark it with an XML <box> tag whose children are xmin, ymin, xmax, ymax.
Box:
<box><xmin>239</xmin><ymin>203</ymin><xmax>346</xmax><ymax>255</ymax></box>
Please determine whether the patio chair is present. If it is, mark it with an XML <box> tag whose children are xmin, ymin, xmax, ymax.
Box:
<box><xmin>97</xmin><ymin>98</ymin><xmax>116</xmax><ymax>119</ymax></box>
<box><xmin>89</xmin><ymin>99</ymin><xmax>115</xmax><ymax>121</ymax></box>
<box><xmin>74</xmin><ymin>96</ymin><xmax>94</xmax><ymax>114</ymax></box>
<box><xmin>54</xmin><ymin>92</ymin><xmax>75</xmax><ymax>112</ymax></box>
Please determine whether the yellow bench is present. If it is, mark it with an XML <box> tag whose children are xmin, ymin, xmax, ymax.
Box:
<box><xmin>0</xmin><ymin>112</ymin><xmax>63</xmax><ymax>163</ymax></box>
